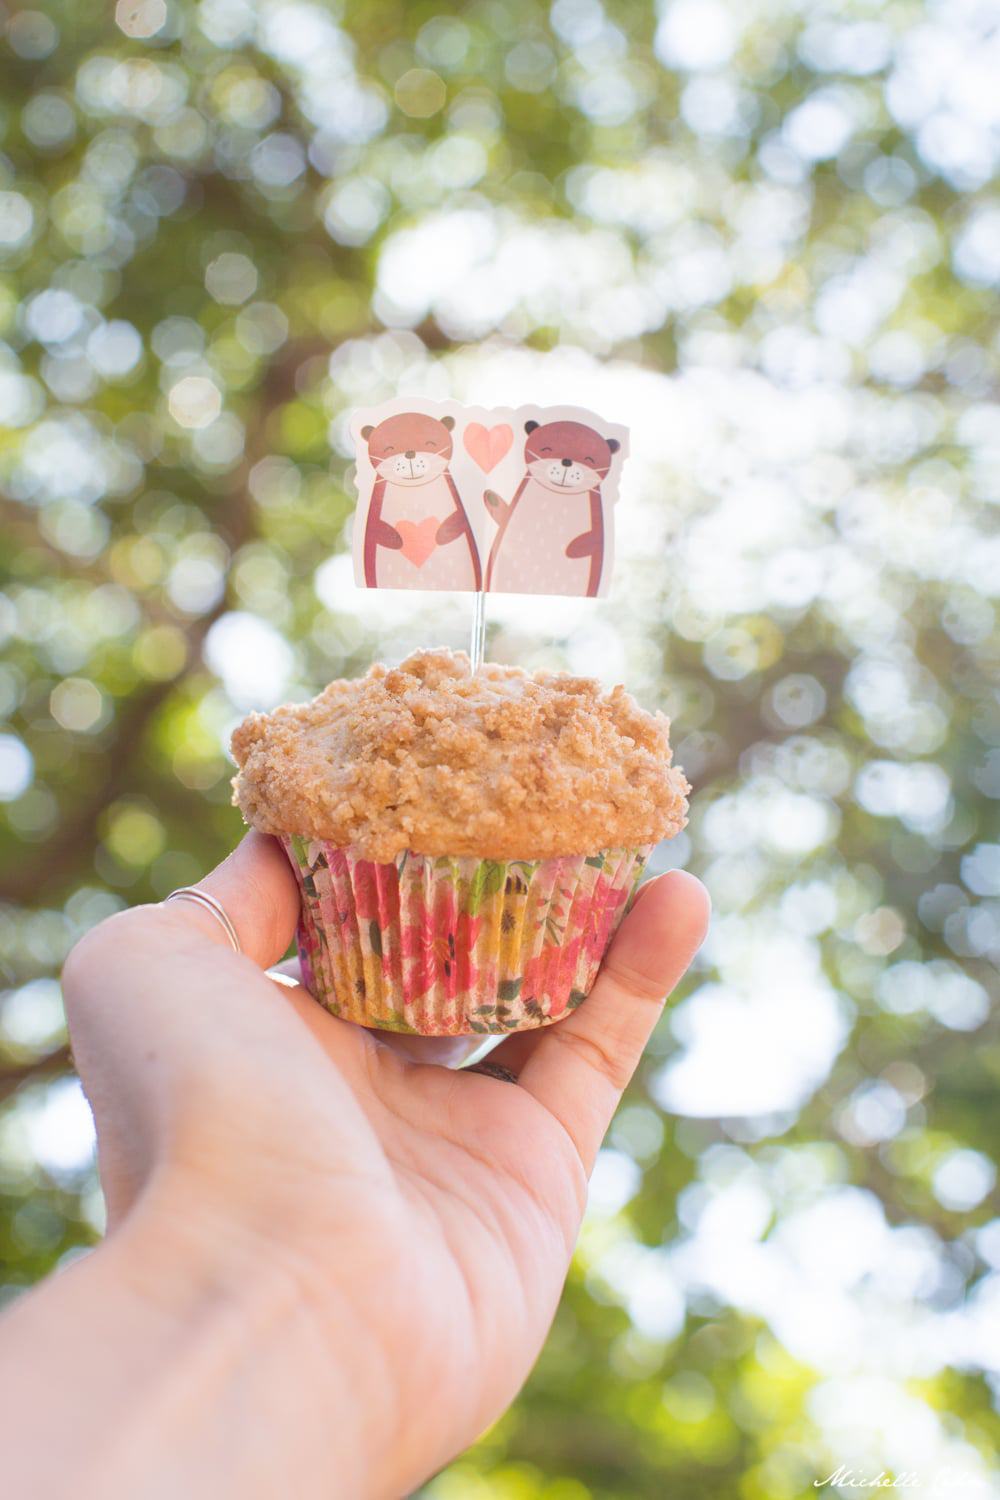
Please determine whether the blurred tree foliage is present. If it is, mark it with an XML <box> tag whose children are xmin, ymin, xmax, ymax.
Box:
<box><xmin>1</xmin><ymin>0</ymin><xmax>999</xmax><ymax>1494</ymax></box>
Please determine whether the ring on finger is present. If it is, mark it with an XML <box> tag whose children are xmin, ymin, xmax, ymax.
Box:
<box><xmin>464</xmin><ymin>1061</ymin><xmax>519</xmax><ymax>1085</ymax></box>
<box><xmin>164</xmin><ymin>887</ymin><xmax>242</xmax><ymax>955</ymax></box>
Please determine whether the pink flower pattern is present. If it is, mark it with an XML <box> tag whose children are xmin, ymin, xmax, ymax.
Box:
<box><xmin>281</xmin><ymin>838</ymin><xmax>649</xmax><ymax>1037</ymax></box>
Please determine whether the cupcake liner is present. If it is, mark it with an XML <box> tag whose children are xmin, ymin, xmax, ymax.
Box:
<box><xmin>279</xmin><ymin>837</ymin><xmax>651</xmax><ymax>1036</ymax></box>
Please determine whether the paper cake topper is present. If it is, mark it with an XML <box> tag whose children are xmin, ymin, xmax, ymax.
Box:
<box><xmin>350</xmin><ymin>400</ymin><xmax>630</xmax><ymax>599</ymax></box>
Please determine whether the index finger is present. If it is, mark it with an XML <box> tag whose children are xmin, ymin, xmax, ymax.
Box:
<box><xmin>162</xmin><ymin>830</ymin><xmax>300</xmax><ymax>968</ymax></box>
<box><xmin>490</xmin><ymin>870</ymin><xmax>710</xmax><ymax>1172</ymax></box>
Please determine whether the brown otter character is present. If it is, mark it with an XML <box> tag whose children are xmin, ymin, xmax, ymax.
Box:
<box><xmin>361</xmin><ymin>413</ymin><xmax>481</xmax><ymax>591</ymax></box>
<box><xmin>485</xmin><ymin>420</ymin><xmax>619</xmax><ymax>597</ymax></box>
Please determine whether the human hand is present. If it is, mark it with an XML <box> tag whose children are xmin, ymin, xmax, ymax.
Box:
<box><xmin>63</xmin><ymin>833</ymin><xmax>709</xmax><ymax>1498</ymax></box>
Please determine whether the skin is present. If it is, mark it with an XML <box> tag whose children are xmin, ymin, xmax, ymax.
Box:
<box><xmin>0</xmin><ymin>832</ymin><xmax>709</xmax><ymax>1500</ymax></box>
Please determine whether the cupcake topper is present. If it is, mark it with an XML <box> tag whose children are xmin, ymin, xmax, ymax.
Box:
<box><xmin>349</xmin><ymin>398</ymin><xmax>630</xmax><ymax>665</ymax></box>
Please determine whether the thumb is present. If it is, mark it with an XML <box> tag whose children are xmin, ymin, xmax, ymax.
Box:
<box><xmin>491</xmin><ymin>870</ymin><xmax>710</xmax><ymax>1172</ymax></box>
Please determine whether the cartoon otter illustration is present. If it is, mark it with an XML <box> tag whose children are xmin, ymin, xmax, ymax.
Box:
<box><xmin>484</xmin><ymin>420</ymin><xmax>620</xmax><ymax>597</ymax></box>
<box><xmin>361</xmin><ymin>412</ymin><xmax>481</xmax><ymax>591</ymax></box>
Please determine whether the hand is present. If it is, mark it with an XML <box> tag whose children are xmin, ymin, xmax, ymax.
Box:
<box><xmin>61</xmin><ymin>834</ymin><xmax>709</xmax><ymax>1498</ymax></box>
<box><xmin>483</xmin><ymin>489</ymin><xmax>509</xmax><ymax>521</ymax></box>
<box><xmin>375</xmin><ymin>520</ymin><xmax>404</xmax><ymax>548</ymax></box>
<box><xmin>565</xmin><ymin>531</ymin><xmax>598</xmax><ymax>559</ymax></box>
<box><xmin>435</xmin><ymin>512</ymin><xmax>468</xmax><ymax>545</ymax></box>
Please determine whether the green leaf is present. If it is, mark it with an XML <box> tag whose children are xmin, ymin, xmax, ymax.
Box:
<box><xmin>584</xmin><ymin>854</ymin><xmax>606</xmax><ymax>868</ymax></box>
<box><xmin>377</xmin><ymin>1012</ymin><xmax>419</xmax><ymax>1034</ymax></box>
<box><xmin>289</xmin><ymin>834</ymin><xmax>310</xmax><ymax>866</ymax></box>
<box><xmin>368</xmin><ymin>920</ymin><xmax>382</xmax><ymax>957</ymax></box>
<box><xmin>469</xmin><ymin>860</ymin><xmax>507</xmax><ymax>914</ymax></box>
<box><xmin>497</xmin><ymin>977</ymin><xmax>523</xmax><ymax>1001</ymax></box>
<box><xmin>567</xmin><ymin>989</ymin><xmax>588</xmax><ymax>1010</ymax></box>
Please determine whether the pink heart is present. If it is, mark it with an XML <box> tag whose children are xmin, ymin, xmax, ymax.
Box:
<box><xmin>464</xmin><ymin>422</ymin><xmax>513</xmax><ymax>473</ymax></box>
<box><xmin>395</xmin><ymin>516</ymin><xmax>440</xmax><ymax>568</ymax></box>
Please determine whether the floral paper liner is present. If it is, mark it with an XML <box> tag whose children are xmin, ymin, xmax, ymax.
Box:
<box><xmin>280</xmin><ymin>837</ymin><xmax>650</xmax><ymax>1036</ymax></box>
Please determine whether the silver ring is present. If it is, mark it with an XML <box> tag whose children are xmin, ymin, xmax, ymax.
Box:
<box><xmin>465</xmin><ymin>1061</ymin><xmax>519</xmax><ymax>1085</ymax></box>
<box><xmin>164</xmin><ymin>887</ymin><xmax>242</xmax><ymax>954</ymax></box>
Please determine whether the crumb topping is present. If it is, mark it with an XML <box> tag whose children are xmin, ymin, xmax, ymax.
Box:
<box><xmin>231</xmin><ymin>649</ymin><xmax>689</xmax><ymax>861</ymax></box>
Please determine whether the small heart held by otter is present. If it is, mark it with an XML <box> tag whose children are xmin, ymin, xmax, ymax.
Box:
<box><xmin>395</xmin><ymin>517</ymin><xmax>440</xmax><ymax>567</ymax></box>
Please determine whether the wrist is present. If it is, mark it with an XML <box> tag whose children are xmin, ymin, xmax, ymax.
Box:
<box><xmin>0</xmin><ymin>1201</ymin><xmax>373</xmax><ymax>1500</ymax></box>
<box><xmin>106</xmin><ymin>1192</ymin><xmax>390</xmax><ymax>1499</ymax></box>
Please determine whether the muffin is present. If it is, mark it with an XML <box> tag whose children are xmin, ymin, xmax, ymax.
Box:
<box><xmin>231</xmin><ymin>649</ymin><xmax>688</xmax><ymax>1036</ymax></box>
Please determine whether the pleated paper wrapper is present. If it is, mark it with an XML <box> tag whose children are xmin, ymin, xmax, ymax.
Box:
<box><xmin>280</xmin><ymin>836</ymin><xmax>650</xmax><ymax>1036</ymax></box>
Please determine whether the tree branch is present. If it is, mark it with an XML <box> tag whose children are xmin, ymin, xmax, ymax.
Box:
<box><xmin>0</xmin><ymin>1045</ymin><xmax>73</xmax><ymax>1105</ymax></box>
<box><xmin>4</xmin><ymin>336</ymin><xmax>327</xmax><ymax>908</ymax></box>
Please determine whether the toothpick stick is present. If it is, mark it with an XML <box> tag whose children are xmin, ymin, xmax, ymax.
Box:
<box><xmin>469</xmin><ymin>588</ymin><xmax>487</xmax><ymax>672</ymax></box>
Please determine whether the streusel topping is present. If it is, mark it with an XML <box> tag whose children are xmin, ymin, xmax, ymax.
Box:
<box><xmin>231</xmin><ymin>649</ymin><xmax>688</xmax><ymax>861</ymax></box>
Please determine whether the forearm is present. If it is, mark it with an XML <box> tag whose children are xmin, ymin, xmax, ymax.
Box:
<box><xmin>0</xmin><ymin>1197</ymin><xmax>379</xmax><ymax>1500</ymax></box>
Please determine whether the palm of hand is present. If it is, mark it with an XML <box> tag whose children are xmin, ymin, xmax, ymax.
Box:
<box><xmin>65</xmin><ymin>833</ymin><xmax>708</xmax><ymax>1495</ymax></box>
<box><xmin>202</xmin><ymin>979</ymin><xmax>588</xmax><ymax>1480</ymax></box>
<box><xmin>324</xmin><ymin>1001</ymin><xmax>585</xmax><ymax>1367</ymax></box>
